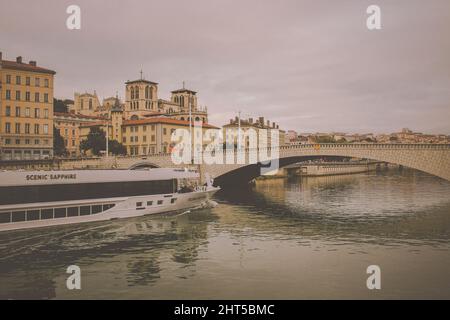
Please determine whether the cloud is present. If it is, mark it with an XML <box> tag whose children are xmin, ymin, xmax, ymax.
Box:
<box><xmin>1</xmin><ymin>0</ymin><xmax>449</xmax><ymax>134</ymax></box>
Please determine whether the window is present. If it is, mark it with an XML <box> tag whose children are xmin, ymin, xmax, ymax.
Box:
<box><xmin>27</xmin><ymin>210</ymin><xmax>39</xmax><ymax>221</ymax></box>
<box><xmin>5</xmin><ymin>122</ymin><xmax>11</xmax><ymax>133</ymax></box>
<box><xmin>25</xmin><ymin>139</ymin><xmax>30</xmax><ymax>144</ymax></box>
<box><xmin>157</xmin><ymin>200</ymin><xmax>163</xmax><ymax>205</ymax></box>
<box><xmin>89</xmin><ymin>99</ymin><xmax>92</xmax><ymax>110</ymax></box>
<box><xmin>15</xmin><ymin>123</ymin><xmax>20</xmax><ymax>134</ymax></box>
<box><xmin>91</xmin><ymin>205</ymin><xmax>102</xmax><ymax>214</ymax></box>
<box><xmin>44</xmin><ymin>139</ymin><xmax>49</xmax><ymax>145</ymax></box>
<box><xmin>25</xmin><ymin>107</ymin><xmax>30</xmax><ymax>117</ymax></box>
<box><xmin>5</xmin><ymin>106</ymin><xmax>11</xmax><ymax>116</ymax></box>
<box><xmin>44</xmin><ymin>79</ymin><xmax>49</xmax><ymax>88</ymax></box>
<box><xmin>151</xmin><ymin>135</ymin><xmax>155</xmax><ymax>142</ymax></box>
<box><xmin>34</xmin><ymin>124</ymin><xmax>39</xmax><ymax>134</ymax></box>
<box><xmin>5</xmin><ymin>139</ymin><xmax>11</xmax><ymax>145</ymax></box>
<box><xmin>34</xmin><ymin>139</ymin><xmax>40</xmax><ymax>145</ymax></box>
<box><xmin>147</xmin><ymin>201</ymin><xmax>153</xmax><ymax>206</ymax></box>
<box><xmin>41</xmin><ymin>209</ymin><xmax>53</xmax><ymax>219</ymax></box>
<box><xmin>12</xmin><ymin>211</ymin><xmax>26</xmax><ymax>222</ymax></box>
<box><xmin>44</xmin><ymin>93</ymin><xmax>48</xmax><ymax>103</ymax></box>
<box><xmin>35</xmin><ymin>108</ymin><xmax>40</xmax><ymax>118</ymax></box>
<box><xmin>25</xmin><ymin>123</ymin><xmax>30</xmax><ymax>134</ymax></box>
<box><xmin>16</xmin><ymin>75</ymin><xmax>21</xmax><ymax>85</ymax></box>
<box><xmin>80</xmin><ymin>206</ymin><xmax>91</xmax><ymax>216</ymax></box>
<box><xmin>43</xmin><ymin>124</ymin><xmax>49</xmax><ymax>134</ymax></box>
<box><xmin>67</xmin><ymin>207</ymin><xmax>79</xmax><ymax>217</ymax></box>
<box><xmin>171</xmin><ymin>198</ymin><xmax>177</xmax><ymax>204</ymax></box>
<box><xmin>15</xmin><ymin>91</ymin><xmax>21</xmax><ymax>100</ymax></box>
<box><xmin>143</xmin><ymin>135</ymin><xmax>147</xmax><ymax>142</ymax></box>
<box><xmin>35</xmin><ymin>92</ymin><xmax>40</xmax><ymax>102</ymax></box>
<box><xmin>15</xmin><ymin>139</ymin><xmax>20</xmax><ymax>145</ymax></box>
<box><xmin>25</xmin><ymin>91</ymin><xmax>30</xmax><ymax>101</ymax></box>
<box><xmin>26</xmin><ymin>77</ymin><xmax>30</xmax><ymax>86</ymax></box>
<box><xmin>122</xmin><ymin>137</ymin><xmax>126</xmax><ymax>143</ymax></box>
<box><xmin>163</xmin><ymin>128</ymin><xmax>167</xmax><ymax>135</ymax></box>
<box><xmin>5</xmin><ymin>90</ymin><xmax>11</xmax><ymax>100</ymax></box>
<box><xmin>35</xmin><ymin>78</ymin><xmax>40</xmax><ymax>87</ymax></box>
<box><xmin>15</xmin><ymin>106</ymin><xmax>20</xmax><ymax>117</ymax></box>
<box><xmin>54</xmin><ymin>208</ymin><xmax>66</xmax><ymax>218</ymax></box>
<box><xmin>136</xmin><ymin>202</ymin><xmax>143</xmax><ymax>207</ymax></box>
<box><xmin>64</xmin><ymin>128</ymin><xmax>68</xmax><ymax>136</ymax></box>
<box><xmin>44</xmin><ymin>109</ymin><xmax>49</xmax><ymax>118</ymax></box>
<box><xmin>0</xmin><ymin>212</ymin><xmax>11</xmax><ymax>223</ymax></box>
<box><xmin>6</xmin><ymin>75</ymin><xmax>11</xmax><ymax>84</ymax></box>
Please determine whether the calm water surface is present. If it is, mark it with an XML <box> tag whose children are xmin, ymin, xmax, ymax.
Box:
<box><xmin>1</xmin><ymin>168</ymin><xmax>450</xmax><ymax>299</ymax></box>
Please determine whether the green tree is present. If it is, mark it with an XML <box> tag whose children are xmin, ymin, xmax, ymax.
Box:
<box><xmin>53</xmin><ymin>98</ymin><xmax>70</xmax><ymax>113</ymax></box>
<box><xmin>53</xmin><ymin>126</ymin><xmax>67</xmax><ymax>156</ymax></box>
<box><xmin>80</xmin><ymin>126</ymin><xmax>127</xmax><ymax>156</ymax></box>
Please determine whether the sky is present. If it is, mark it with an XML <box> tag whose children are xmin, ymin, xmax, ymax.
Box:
<box><xmin>1</xmin><ymin>0</ymin><xmax>449</xmax><ymax>134</ymax></box>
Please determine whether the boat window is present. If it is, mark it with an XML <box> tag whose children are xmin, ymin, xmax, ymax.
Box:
<box><xmin>103</xmin><ymin>204</ymin><xmax>115</xmax><ymax>211</ymax></box>
<box><xmin>54</xmin><ymin>208</ymin><xmax>67</xmax><ymax>218</ymax></box>
<box><xmin>157</xmin><ymin>200</ymin><xmax>163</xmax><ymax>205</ymax></box>
<box><xmin>0</xmin><ymin>179</ymin><xmax>177</xmax><ymax>206</ymax></box>
<box><xmin>27</xmin><ymin>210</ymin><xmax>40</xmax><ymax>221</ymax></box>
<box><xmin>171</xmin><ymin>198</ymin><xmax>177</xmax><ymax>204</ymax></box>
<box><xmin>0</xmin><ymin>212</ymin><xmax>11</xmax><ymax>223</ymax></box>
<box><xmin>136</xmin><ymin>202</ymin><xmax>143</xmax><ymax>207</ymax></box>
<box><xmin>147</xmin><ymin>201</ymin><xmax>153</xmax><ymax>206</ymax></box>
<box><xmin>41</xmin><ymin>209</ymin><xmax>53</xmax><ymax>220</ymax></box>
<box><xmin>91</xmin><ymin>205</ymin><xmax>102</xmax><ymax>214</ymax></box>
<box><xmin>80</xmin><ymin>206</ymin><xmax>91</xmax><ymax>216</ymax></box>
<box><xmin>12</xmin><ymin>211</ymin><xmax>26</xmax><ymax>222</ymax></box>
<box><xmin>67</xmin><ymin>207</ymin><xmax>79</xmax><ymax>217</ymax></box>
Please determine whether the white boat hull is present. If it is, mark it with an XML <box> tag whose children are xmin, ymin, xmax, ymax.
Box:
<box><xmin>0</xmin><ymin>187</ymin><xmax>220</xmax><ymax>232</ymax></box>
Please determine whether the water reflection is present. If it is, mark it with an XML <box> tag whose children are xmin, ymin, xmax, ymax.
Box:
<box><xmin>0</xmin><ymin>210</ymin><xmax>217</xmax><ymax>299</ymax></box>
<box><xmin>0</xmin><ymin>168</ymin><xmax>449</xmax><ymax>299</ymax></box>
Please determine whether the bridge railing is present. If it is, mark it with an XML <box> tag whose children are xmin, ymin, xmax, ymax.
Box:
<box><xmin>58</xmin><ymin>143</ymin><xmax>450</xmax><ymax>163</ymax></box>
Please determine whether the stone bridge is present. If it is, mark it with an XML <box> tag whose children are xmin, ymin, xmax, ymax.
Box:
<box><xmin>59</xmin><ymin>144</ymin><xmax>450</xmax><ymax>186</ymax></box>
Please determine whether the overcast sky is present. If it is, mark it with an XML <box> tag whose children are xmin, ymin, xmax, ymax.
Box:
<box><xmin>1</xmin><ymin>0</ymin><xmax>449</xmax><ymax>134</ymax></box>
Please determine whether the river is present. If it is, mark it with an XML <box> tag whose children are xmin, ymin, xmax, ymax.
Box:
<box><xmin>0</xmin><ymin>168</ymin><xmax>449</xmax><ymax>299</ymax></box>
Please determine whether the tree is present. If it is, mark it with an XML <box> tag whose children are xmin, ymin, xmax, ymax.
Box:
<box><xmin>80</xmin><ymin>126</ymin><xmax>127</xmax><ymax>156</ymax></box>
<box><xmin>53</xmin><ymin>98</ymin><xmax>70</xmax><ymax>113</ymax></box>
<box><xmin>53</xmin><ymin>126</ymin><xmax>67</xmax><ymax>156</ymax></box>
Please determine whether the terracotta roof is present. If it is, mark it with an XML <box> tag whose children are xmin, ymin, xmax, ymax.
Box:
<box><xmin>1</xmin><ymin>59</ymin><xmax>56</xmax><ymax>75</ymax></box>
<box><xmin>54</xmin><ymin>112</ymin><xmax>106</xmax><ymax>120</ymax></box>
<box><xmin>123</xmin><ymin>117</ymin><xmax>218</xmax><ymax>129</ymax></box>
<box><xmin>80</xmin><ymin>121</ymin><xmax>110</xmax><ymax>127</ymax></box>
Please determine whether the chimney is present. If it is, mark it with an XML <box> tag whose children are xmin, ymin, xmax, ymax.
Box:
<box><xmin>259</xmin><ymin>117</ymin><xmax>264</xmax><ymax>126</ymax></box>
<box><xmin>267</xmin><ymin>120</ymin><xmax>270</xmax><ymax>127</ymax></box>
<box><xmin>276</xmin><ymin>125</ymin><xmax>279</xmax><ymax>129</ymax></box>
<box><xmin>29</xmin><ymin>60</ymin><xmax>36</xmax><ymax>66</ymax></box>
<box><xmin>249</xmin><ymin>118</ymin><xmax>253</xmax><ymax>124</ymax></box>
<box><xmin>16</xmin><ymin>56</ymin><xmax>22</xmax><ymax>63</ymax></box>
<box><xmin>272</xmin><ymin>122</ymin><xmax>276</xmax><ymax>128</ymax></box>
<box><xmin>0</xmin><ymin>52</ymin><xmax>2</xmax><ymax>61</ymax></box>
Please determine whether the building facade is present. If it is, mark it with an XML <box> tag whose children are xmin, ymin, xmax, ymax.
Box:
<box><xmin>54</xmin><ymin>112</ymin><xmax>105</xmax><ymax>157</ymax></box>
<box><xmin>71</xmin><ymin>91</ymin><xmax>101</xmax><ymax>117</ymax></box>
<box><xmin>0</xmin><ymin>52</ymin><xmax>56</xmax><ymax>160</ymax></box>
<box><xmin>223</xmin><ymin>116</ymin><xmax>287</xmax><ymax>148</ymax></box>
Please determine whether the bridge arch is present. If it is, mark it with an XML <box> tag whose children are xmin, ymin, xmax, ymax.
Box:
<box><xmin>211</xmin><ymin>144</ymin><xmax>450</xmax><ymax>186</ymax></box>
